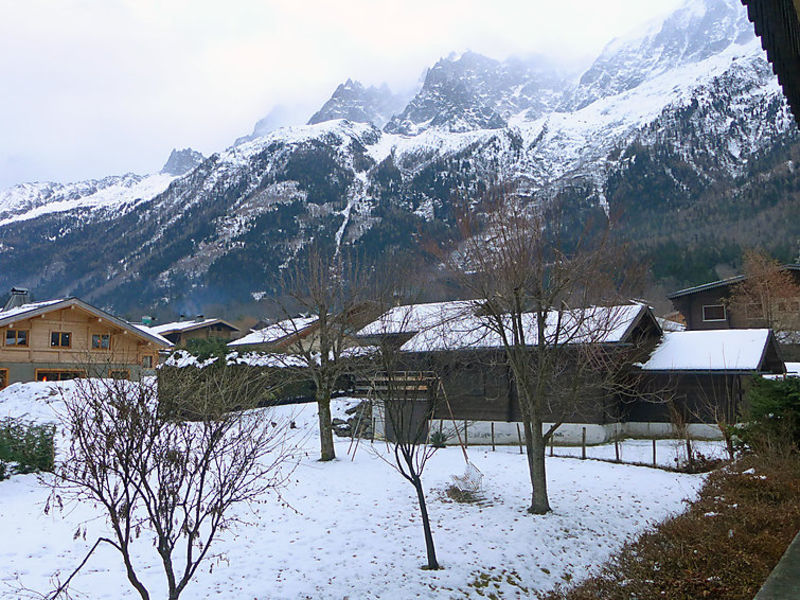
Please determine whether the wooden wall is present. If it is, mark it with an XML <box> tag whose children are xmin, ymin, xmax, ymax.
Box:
<box><xmin>0</xmin><ymin>306</ymin><xmax>160</xmax><ymax>381</ymax></box>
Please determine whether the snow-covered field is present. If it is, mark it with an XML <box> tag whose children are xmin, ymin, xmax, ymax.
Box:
<box><xmin>0</xmin><ymin>382</ymin><xmax>707</xmax><ymax>599</ymax></box>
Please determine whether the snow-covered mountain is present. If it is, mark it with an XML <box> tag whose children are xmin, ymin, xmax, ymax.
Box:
<box><xmin>308</xmin><ymin>80</ymin><xmax>408</xmax><ymax>128</ymax></box>
<box><xmin>1</xmin><ymin>0</ymin><xmax>797</xmax><ymax>315</ymax></box>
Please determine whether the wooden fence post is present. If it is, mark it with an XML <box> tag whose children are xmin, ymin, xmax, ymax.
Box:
<box><xmin>581</xmin><ymin>427</ymin><xmax>587</xmax><ymax>460</ymax></box>
<box><xmin>652</xmin><ymin>439</ymin><xmax>657</xmax><ymax>467</ymax></box>
<box><xmin>491</xmin><ymin>422</ymin><xmax>496</xmax><ymax>452</ymax></box>
<box><xmin>516</xmin><ymin>423</ymin><xmax>523</xmax><ymax>454</ymax></box>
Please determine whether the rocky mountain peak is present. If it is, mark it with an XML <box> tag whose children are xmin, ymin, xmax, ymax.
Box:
<box><xmin>160</xmin><ymin>148</ymin><xmax>205</xmax><ymax>176</ymax></box>
<box><xmin>384</xmin><ymin>51</ymin><xmax>569</xmax><ymax>135</ymax></box>
<box><xmin>562</xmin><ymin>0</ymin><xmax>756</xmax><ymax>111</ymax></box>
<box><xmin>307</xmin><ymin>79</ymin><xmax>407</xmax><ymax>127</ymax></box>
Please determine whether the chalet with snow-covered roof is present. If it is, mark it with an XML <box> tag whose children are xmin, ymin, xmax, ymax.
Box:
<box><xmin>0</xmin><ymin>289</ymin><xmax>172</xmax><ymax>386</ymax></box>
<box><xmin>148</xmin><ymin>317</ymin><xmax>240</xmax><ymax>346</ymax></box>
<box><xmin>228</xmin><ymin>316</ymin><xmax>320</xmax><ymax>353</ymax></box>
<box><xmin>621</xmin><ymin>328</ymin><xmax>786</xmax><ymax>438</ymax></box>
<box><xmin>356</xmin><ymin>300</ymin><xmax>788</xmax><ymax>444</ymax></box>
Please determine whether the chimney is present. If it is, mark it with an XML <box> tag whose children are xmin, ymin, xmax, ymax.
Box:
<box><xmin>141</xmin><ymin>315</ymin><xmax>154</xmax><ymax>326</ymax></box>
<box><xmin>4</xmin><ymin>287</ymin><xmax>30</xmax><ymax>311</ymax></box>
<box><xmin>195</xmin><ymin>314</ymin><xmax>205</xmax><ymax>321</ymax></box>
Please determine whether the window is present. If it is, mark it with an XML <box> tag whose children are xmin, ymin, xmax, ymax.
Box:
<box><xmin>109</xmin><ymin>369</ymin><xmax>130</xmax><ymax>380</ymax></box>
<box><xmin>36</xmin><ymin>369</ymin><xmax>85</xmax><ymax>382</ymax></box>
<box><xmin>5</xmin><ymin>329</ymin><xmax>28</xmax><ymax>347</ymax></box>
<box><xmin>142</xmin><ymin>355</ymin><xmax>154</xmax><ymax>369</ymax></box>
<box><xmin>0</xmin><ymin>369</ymin><xmax>8</xmax><ymax>389</ymax></box>
<box><xmin>92</xmin><ymin>334</ymin><xmax>111</xmax><ymax>350</ymax></box>
<box><xmin>702</xmin><ymin>305</ymin><xmax>727</xmax><ymax>322</ymax></box>
<box><xmin>50</xmin><ymin>331</ymin><xmax>71</xmax><ymax>348</ymax></box>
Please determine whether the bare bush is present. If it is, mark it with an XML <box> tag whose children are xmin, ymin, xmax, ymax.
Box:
<box><xmin>47</xmin><ymin>373</ymin><xmax>297</xmax><ymax>600</ymax></box>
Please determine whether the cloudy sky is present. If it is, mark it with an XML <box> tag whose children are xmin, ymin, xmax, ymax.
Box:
<box><xmin>0</xmin><ymin>0</ymin><xmax>685</xmax><ymax>188</ymax></box>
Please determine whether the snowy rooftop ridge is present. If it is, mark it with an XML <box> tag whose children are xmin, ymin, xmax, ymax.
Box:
<box><xmin>228</xmin><ymin>316</ymin><xmax>319</xmax><ymax>348</ymax></box>
<box><xmin>0</xmin><ymin>299</ymin><xmax>66</xmax><ymax>322</ymax></box>
<box><xmin>149</xmin><ymin>318</ymin><xmax>237</xmax><ymax>336</ymax></box>
<box><xmin>356</xmin><ymin>300</ymin><xmax>477</xmax><ymax>337</ymax></box>
<box><xmin>640</xmin><ymin>329</ymin><xmax>777</xmax><ymax>372</ymax></box>
<box><xmin>397</xmin><ymin>303</ymin><xmax>649</xmax><ymax>353</ymax></box>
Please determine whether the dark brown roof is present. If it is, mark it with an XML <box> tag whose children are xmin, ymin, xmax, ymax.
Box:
<box><xmin>741</xmin><ymin>0</ymin><xmax>800</xmax><ymax>125</ymax></box>
<box><xmin>667</xmin><ymin>264</ymin><xmax>800</xmax><ymax>299</ymax></box>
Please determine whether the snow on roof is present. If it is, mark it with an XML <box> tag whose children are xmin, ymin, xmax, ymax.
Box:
<box><xmin>130</xmin><ymin>324</ymin><xmax>174</xmax><ymax>347</ymax></box>
<box><xmin>399</xmin><ymin>304</ymin><xmax>646</xmax><ymax>353</ymax></box>
<box><xmin>356</xmin><ymin>301</ymin><xmax>476</xmax><ymax>337</ymax></box>
<box><xmin>149</xmin><ymin>318</ymin><xmax>234</xmax><ymax>335</ymax></box>
<box><xmin>0</xmin><ymin>299</ymin><xmax>66</xmax><ymax>323</ymax></box>
<box><xmin>785</xmin><ymin>362</ymin><xmax>800</xmax><ymax>377</ymax></box>
<box><xmin>640</xmin><ymin>329</ymin><xmax>773</xmax><ymax>372</ymax></box>
<box><xmin>163</xmin><ymin>349</ymin><xmax>308</xmax><ymax>369</ymax></box>
<box><xmin>228</xmin><ymin>316</ymin><xmax>318</xmax><ymax>347</ymax></box>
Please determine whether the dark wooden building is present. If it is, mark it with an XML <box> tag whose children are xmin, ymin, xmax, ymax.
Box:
<box><xmin>667</xmin><ymin>265</ymin><xmax>800</xmax><ymax>330</ymax></box>
<box><xmin>741</xmin><ymin>0</ymin><xmax>800</xmax><ymax>125</ymax></box>
<box><xmin>149</xmin><ymin>317</ymin><xmax>240</xmax><ymax>346</ymax></box>
<box><xmin>357</xmin><ymin>302</ymin><xmax>787</xmax><ymax>444</ymax></box>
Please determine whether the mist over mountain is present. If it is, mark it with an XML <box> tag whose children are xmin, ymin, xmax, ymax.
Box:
<box><xmin>0</xmin><ymin>0</ymin><xmax>797</xmax><ymax>317</ymax></box>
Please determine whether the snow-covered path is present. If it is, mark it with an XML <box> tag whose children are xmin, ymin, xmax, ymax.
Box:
<box><xmin>0</xmin><ymin>382</ymin><xmax>706</xmax><ymax>599</ymax></box>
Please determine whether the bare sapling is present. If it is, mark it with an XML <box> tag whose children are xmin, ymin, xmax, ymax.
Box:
<box><xmin>46</xmin><ymin>370</ymin><xmax>297</xmax><ymax>600</ymax></box>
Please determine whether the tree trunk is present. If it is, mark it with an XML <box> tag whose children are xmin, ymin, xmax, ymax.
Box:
<box><xmin>524</xmin><ymin>417</ymin><xmax>550</xmax><ymax>514</ymax></box>
<box><xmin>317</xmin><ymin>392</ymin><xmax>336</xmax><ymax>461</ymax></box>
<box><xmin>413</xmin><ymin>477</ymin><xmax>439</xmax><ymax>570</ymax></box>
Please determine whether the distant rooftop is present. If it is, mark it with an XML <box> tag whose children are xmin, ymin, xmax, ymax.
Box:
<box><xmin>640</xmin><ymin>329</ymin><xmax>779</xmax><ymax>372</ymax></box>
<box><xmin>149</xmin><ymin>318</ymin><xmax>239</xmax><ymax>336</ymax></box>
<box><xmin>668</xmin><ymin>264</ymin><xmax>800</xmax><ymax>299</ymax></box>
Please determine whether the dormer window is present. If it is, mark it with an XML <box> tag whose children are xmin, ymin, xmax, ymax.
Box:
<box><xmin>6</xmin><ymin>329</ymin><xmax>28</xmax><ymax>346</ymax></box>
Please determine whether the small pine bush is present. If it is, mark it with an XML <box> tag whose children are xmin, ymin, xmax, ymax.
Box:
<box><xmin>0</xmin><ymin>418</ymin><xmax>56</xmax><ymax>480</ymax></box>
<box><xmin>738</xmin><ymin>377</ymin><xmax>800</xmax><ymax>456</ymax></box>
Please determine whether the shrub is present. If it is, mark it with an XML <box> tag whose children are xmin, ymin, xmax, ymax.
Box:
<box><xmin>0</xmin><ymin>418</ymin><xmax>56</xmax><ymax>480</ymax></box>
<box><xmin>430</xmin><ymin>431</ymin><xmax>448</xmax><ymax>449</ymax></box>
<box><xmin>738</xmin><ymin>377</ymin><xmax>800</xmax><ymax>456</ymax></box>
<box><xmin>183</xmin><ymin>337</ymin><xmax>231</xmax><ymax>360</ymax></box>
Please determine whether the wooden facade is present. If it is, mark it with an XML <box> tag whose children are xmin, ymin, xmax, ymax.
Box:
<box><xmin>0</xmin><ymin>298</ymin><xmax>171</xmax><ymax>386</ymax></box>
<box><xmin>668</xmin><ymin>266</ymin><xmax>800</xmax><ymax>358</ymax></box>
<box><xmin>741</xmin><ymin>0</ymin><xmax>800</xmax><ymax>125</ymax></box>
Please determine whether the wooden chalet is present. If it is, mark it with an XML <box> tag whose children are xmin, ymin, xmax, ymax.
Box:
<box><xmin>228</xmin><ymin>316</ymin><xmax>320</xmax><ymax>353</ymax></box>
<box><xmin>631</xmin><ymin>329</ymin><xmax>786</xmax><ymax>431</ymax></box>
<box><xmin>355</xmin><ymin>301</ymin><xmax>788</xmax><ymax>444</ymax></box>
<box><xmin>0</xmin><ymin>290</ymin><xmax>172</xmax><ymax>387</ymax></box>
<box><xmin>149</xmin><ymin>317</ymin><xmax>240</xmax><ymax>346</ymax></box>
<box><xmin>667</xmin><ymin>265</ymin><xmax>800</xmax><ymax>360</ymax></box>
<box><xmin>741</xmin><ymin>0</ymin><xmax>800</xmax><ymax>125</ymax></box>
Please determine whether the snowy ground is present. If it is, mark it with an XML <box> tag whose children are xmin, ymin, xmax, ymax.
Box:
<box><xmin>552</xmin><ymin>438</ymin><xmax>728</xmax><ymax>469</ymax></box>
<box><xmin>0</xmin><ymin>382</ymin><xmax>707</xmax><ymax>599</ymax></box>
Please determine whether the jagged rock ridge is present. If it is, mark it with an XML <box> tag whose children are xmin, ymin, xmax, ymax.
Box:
<box><xmin>0</xmin><ymin>0</ymin><xmax>797</xmax><ymax>314</ymax></box>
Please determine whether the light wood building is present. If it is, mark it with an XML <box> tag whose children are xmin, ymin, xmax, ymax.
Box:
<box><xmin>0</xmin><ymin>291</ymin><xmax>172</xmax><ymax>387</ymax></box>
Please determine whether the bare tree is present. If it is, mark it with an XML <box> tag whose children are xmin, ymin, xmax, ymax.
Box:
<box><xmin>368</xmin><ymin>306</ymin><xmax>442</xmax><ymax>570</ymax></box>
<box><xmin>727</xmin><ymin>249</ymin><xmax>800</xmax><ymax>336</ymax></box>
<box><xmin>47</xmin><ymin>370</ymin><xmax>297</xmax><ymax>600</ymax></box>
<box><xmin>437</xmin><ymin>191</ymin><xmax>643</xmax><ymax>514</ymax></box>
<box><xmin>689</xmin><ymin>373</ymin><xmax>742</xmax><ymax>461</ymax></box>
<box><xmin>270</xmin><ymin>244</ymin><xmax>377</xmax><ymax>461</ymax></box>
